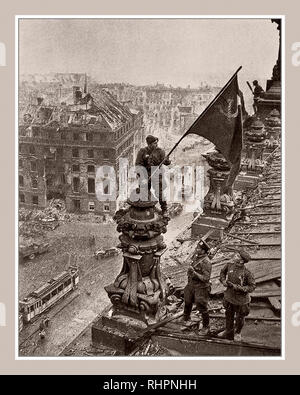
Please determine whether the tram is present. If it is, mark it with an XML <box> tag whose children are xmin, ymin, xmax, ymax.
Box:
<box><xmin>19</xmin><ymin>266</ymin><xmax>79</xmax><ymax>323</ymax></box>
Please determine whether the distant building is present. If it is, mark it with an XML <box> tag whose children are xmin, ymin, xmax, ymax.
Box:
<box><xmin>19</xmin><ymin>87</ymin><xmax>144</xmax><ymax>215</ymax></box>
<box><xmin>177</xmin><ymin>106</ymin><xmax>198</xmax><ymax>132</ymax></box>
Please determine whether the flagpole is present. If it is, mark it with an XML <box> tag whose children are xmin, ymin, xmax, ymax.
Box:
<box><xmin>149</xmin><ymin>66</ymin><xmax>242</xmax><ymax>180</ymax></box>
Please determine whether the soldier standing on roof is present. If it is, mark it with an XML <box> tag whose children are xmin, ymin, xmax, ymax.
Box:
<box><xmin>183</xmin><ymin>239</ymin><xmax>212</xmax><ymax>335</ymax></box>
<box><xmin>219</xmin><ymin>250</ymin><xmax>256</xmax><ymax>341</ymax></box>
<box><xmin>252</xmin><ymin>80</ymin><xmax>264</xmax><ymax>113</ymax></box>
<box><xmin>135</xmin><ymin>135</ymin><xmax>171</xmax><ymax>214</ymax></box>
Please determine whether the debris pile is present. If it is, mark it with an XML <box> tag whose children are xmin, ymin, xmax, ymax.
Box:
<box><xmin>19</xmin><ymin>199</ymin><xmax>66</xmax><ymax>240</ymax></box>
<box><xmin>131</xmin><ymin>339</ymin><xmax>181</xmax><ymax>356</ymax></box>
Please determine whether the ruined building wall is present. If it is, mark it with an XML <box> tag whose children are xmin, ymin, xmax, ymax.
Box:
<box><xmin>19</xmin><ymin>111</ymin><xmax>144</xmax><ymax>216</ymax></box>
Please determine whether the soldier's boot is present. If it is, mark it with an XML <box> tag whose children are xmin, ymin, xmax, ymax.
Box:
<box><xmin>234</xmin><ymin>315</ymin><xmax>245</xmax><ymax>341</ymax></box>
<box><xmin>218</xmin><ymin>330</ymin><xmax>232</xmax><ymax>339</ymax></box>
<box><xmin>198</xmin><ymin>326</ymin><xmax>210</xmax><ymax>336</ymax></box>
<box><xmin>198</xmin><ymin>312</ymin><xmax>210</xmax><ymax>335</ymax></box>
<box><xmin>182</xmin><ymin>314</ymin><xmax>191</xmax><ymax>323</ymax></box>
<box><xmin>234</xmin><ymin>333</ymin><xmax>242</xmax><ymax>342</ymax></box>
<box><xmin>180</xmin><ymin>309</ymin><xmax>192</xmax><ymax>324</ymax></box>
<box><xmin>218</xmin><ymin>324</ymin><xmax>234</xmax><ymax>340</ymax></box>
<box><xmin>178</xmin><ymin>315</ymin><xmax>192</xmax><ymax>327</ymax></box>
<box><xmin>219</xmin><ymin>308</ymin><xmax>235</xmax><ymax>340</ymax></box>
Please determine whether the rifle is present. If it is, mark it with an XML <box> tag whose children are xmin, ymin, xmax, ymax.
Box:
<box><xmin>246</xmin><ymin>81</ymin><xmax>254</xmax><ymax>95</ymax></box>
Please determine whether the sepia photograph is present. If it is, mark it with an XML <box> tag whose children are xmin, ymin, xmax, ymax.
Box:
<box><xmin>17</xmin><ymin>16</ymin><xmax>282</xmax><ymax>358</ymax></box>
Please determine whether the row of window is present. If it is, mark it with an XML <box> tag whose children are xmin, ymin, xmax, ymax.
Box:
<box><xmin>116</xmin><ymin>136</ymin><xmax>134</xmax><ymax>157</ymax></box>
<box><xmin>20</xmin><ymin>145</ymin><xmax>36</xmax><ymax>155</ymax></box>
<box><xmin>19</xmin><ymin>175</ymin><xmax>38</xmax><ymax>189</ymax></box>
<box><xmin>72</xmin><ymin>148</ymin><xmax>95</xmax><ymax>159</ymax></box>
<box><xmin>114</xmin><ymin>120</ymin><xmax>134</xmax><ymax>141</ymax></box>
<box><xmin>72</xmin><ymin>199</ymin><xmax>110</xmax><ymax>212</ymax></box>
<box><xmin>71</xmin><ymin>132</ymin><xmax>94</xmax><ymax>142</ymax></box>
<box><xmin>72</xmin><ymin>164</ymin><xmax>95</xmax><ymax>173</ymax></box>
<box><xmin>19</xmin><ymin>146</ymin><xmax>62</xmax><ymax>157</ymax></box>
<box><xmin>19</xmin><ymin>192</ymin><xmax>111</xmax><ymax>213</ymax></box>
<box><xmin>19</xmin><ymin>193</ymin><xmax>38</xmax><ymax>205</ymax></box>
<box><xmin>19</xmin><ymin>160</ymin><xmax>96</xmax><ymax>174</ymax></box>
<box><xmin>23</xmin><ymin>128</ymin><xmax>95</xmax><ymax>142</ymax></box>
<box><xmin>20</xmin><ymin>171</ymin><xmax>97</xmax><ymax>190</ymax></box>
<box><xmin>19</xmin><ymin>159</ymin><xmax>37</xmax><ymax>171</ymax></box>
<box><xmin>33</xmin><ymin>175</ymin><xmax>104</xmax><ymax>195</ymax></box>
<box><xmin>73</xmin><ymin>177</ymin><xmax>96</xmax><ymax>194</ymax></box>
<box><xmin>19</xmin><ymin>145</ymin><xmax>112</xmax><ymax>160</ymax></box>
<box><xmin>20</xmin><ymin>175</ymin><xmax>96</xmax><ymax>191</ymax></box>
<box><xmin>72</xmin><ymin>178</ymin><xmax>110</xmax><ymax>195</ymax></box>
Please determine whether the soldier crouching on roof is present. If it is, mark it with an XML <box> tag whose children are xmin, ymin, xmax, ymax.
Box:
<box><xmin>135</xmin><ymin>135</ymin><xmax>171</xmax><ymax>214</ymax></box>
<box><xmin>183</xmin><ymin>239</ymin><xmax>212</xmax><ymax>335</ymax></box>
<box><xmin>219</xmin><ymin>250</ymin><xmax>256</xmax><ymax>341</ymax></box>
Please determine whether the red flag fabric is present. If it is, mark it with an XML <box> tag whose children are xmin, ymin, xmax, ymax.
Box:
<box><xmin>183</xmin><ymin>74</ymin><xmax>243</xmax><ymax>166</ymax></box>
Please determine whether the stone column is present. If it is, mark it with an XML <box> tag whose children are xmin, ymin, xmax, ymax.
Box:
<box><xmin>192</xmin><ymin>150</ymin><xmax>235</xmax><ymax>239</ymax></box>
<box><xmin>105</xmin><ymin>192</ymin><xmax>169</xmax><ymax>323</ymax></box>
<box><xmin>235</xmin><ymin>118</ymin><xmax>266</xmax><ymax>190</ymax></box>
<box><xmin>92</xmin><ymin>190</ymin><xmax>170</xmax><ymax>353</ymax></box>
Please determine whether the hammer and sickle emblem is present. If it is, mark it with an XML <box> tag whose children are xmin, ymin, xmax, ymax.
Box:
<box><xmin>217</xmin><ymin>98</ymin><xmax>239</xmax><ymax>119</ymax></box>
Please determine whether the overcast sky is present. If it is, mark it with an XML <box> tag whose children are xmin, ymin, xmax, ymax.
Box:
<box><xmin>19</xmin><ymin>18</ymin><xmax>279</xmax><ymax>91</ymax></box>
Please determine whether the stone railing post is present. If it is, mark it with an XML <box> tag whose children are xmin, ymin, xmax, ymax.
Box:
<box><xmin>192</xmin><ymin>150</ymin><xmax>235</xmax><ymax>239</ymax></box>
<box><xmin>264</xmin><ymin>109</ymin><xmax>281</xmax><ymax>157</ymax></box>
<box><xmin>235</xmin><ymin>118</ymin><xmax>266</xmax><ymax>190</ymax></box>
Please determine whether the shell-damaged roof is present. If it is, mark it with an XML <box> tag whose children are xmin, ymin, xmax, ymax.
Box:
<box><xmin>92</xmin><ymin>89</ymin><xmax>134</xmax><ymax>129</ymax></box>
<box><xmin>20</xmin><ymin>104</ymin><xmax>55</xmax><ymax>125</ymax></box>
<box><xmin>19</xmin><ymin>89</ymin><xmax>134</xmax><ymax>131</ymax></box>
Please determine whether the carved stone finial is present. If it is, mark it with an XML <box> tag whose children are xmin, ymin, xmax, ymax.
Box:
<box><xmin>105</xmin><ymin>191</ymin><xmax>170</xmax><ymax>323</ymax></box>
<box><xmin>201</xmin><ymin>150</ymin><xmax>234</xmax><ymax>220</ymax></box>
<box><xmin>241</xmin><ymin>118</ymin><xmax>266</xmax><ymax>174</ymax></box>
<box><xmin>264</xmin><ymin>109</ymin><xmax>281</xmax><ymax>149</ymax></box>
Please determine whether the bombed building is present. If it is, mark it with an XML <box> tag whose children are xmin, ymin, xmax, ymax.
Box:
<box><xmin>18</xmin><ymin>86</ymin><xmax>144</xmax><ymax>215</ymax></box>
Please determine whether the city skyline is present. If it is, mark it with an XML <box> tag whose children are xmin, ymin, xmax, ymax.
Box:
<box><xmin>19</xmin><ymin>18</ymin><xmax>278</xmax><ymax>90</ymax></box>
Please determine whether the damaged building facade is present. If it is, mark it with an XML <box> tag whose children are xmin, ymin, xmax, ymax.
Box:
<box><xmin>19</xmin><ymin>86</ymin><xmax>144</xmax><ymax>215</ymax></box>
